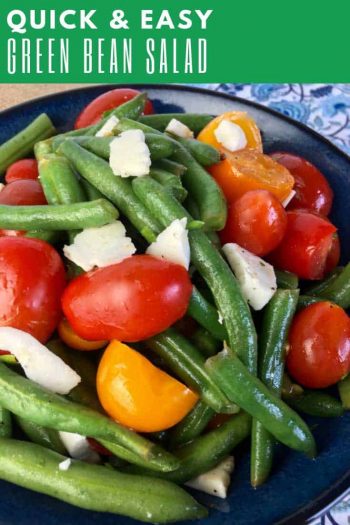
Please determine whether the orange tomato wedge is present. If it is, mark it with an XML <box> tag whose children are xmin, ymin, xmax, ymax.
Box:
<box><xmin>58</xmin><ymin>318</ymin><xmax>107</xmax><ymax>351</ymax></box>
<box><xmin>209</xmin><ymin>149</ymin><xmax>295</xmax><ymax>204</ymax></box>
<box><xmin>197</xmin><ymin>111</ymin><xmax>263</xmax><ymax>153</ymax></box>
<box><xmin>97</xmin><ymin>340</ymin><xmax>198</xmax><ymax>432</ymax></box>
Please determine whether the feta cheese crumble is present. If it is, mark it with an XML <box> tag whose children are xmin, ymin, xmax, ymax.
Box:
<box><xmin>223</xmin><ymin>243</ymin><xmax>277</xmax><ymax>310</ymax></box>
<box><xmin>186</xmin><ymin>456</ymin><xmax>234</xmax><ymax>499</ymax></box>
<box><xmin>214</xmin><ymin>120</ymin><xmax>247</xmax><ymax>152</ymax></box>
<box><xmin>146</xmin><ymin>218</ymin><xmax>190</xmax><ymax>269</ymax></box>
<box><xmin>63</xmin><ymin>221</ymin><xmax>136</xmax><ymax>272</ymax></box>
<box><xmin>95</xmin><ymin>116</ymin><xmax>119</xmax><ymax>137</ymax></box>
<box><xmin>0</xmin><ymin>327</ymin><xmax>80</xmax><ymax>394</ymax></box>
<box><xmin>165</xmin><ymin>118</ymin><xmax>194</xmax><ymax>138</ymax></box>
<box><xmin>109</xmin><ymin>129</ymin><xmax>151</xmax><ymax>177</ymax></box>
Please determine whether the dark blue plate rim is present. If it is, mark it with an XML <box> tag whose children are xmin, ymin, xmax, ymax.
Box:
<box><xmin>1</xmin><ymin>83</ymin><xmax>349</xmax><ymax>524</ymax></box>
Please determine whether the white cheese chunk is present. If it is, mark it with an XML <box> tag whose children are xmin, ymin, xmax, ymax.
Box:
<box><xmin>109</xmin><ymin>129</ymin><xmax>151</xmax><ymax>177</ymax></box>
<box><xmin>146</xmin><ymin>218</ymin><xmax>190</xmax><ymax>269</ymax></box>
<box><xmin>59</xmin><ymin>432</ymin><xmax>99</xmax><ymax>463</ymax></box>
<box><xmin>0</xmin><ymin>183</ymin><xmax>5</xmax><ymax>192</ymax></box>
<box><xmin>63</xmin><ymin>221</ymin><xmax>136</xmax><ymax>272</ymax></box>
<box><xmin>282</xmin><ymin>190</ymin><xmax>296</xmax><ymax>208</ymax></box>
<box><xmin>58</xmin><ymin>458</ymin><xmax>72</xmax><ymax>471</ymax></box>
<box><xmin>0</xmin><ymin>327</ymin><xmax>80</xmax><ymax>394</ymax></box>
<box><xmin>214</xmin><ymin>120</ymin><xmax>247</xmax><ymax>152</ymax></box>
<box><xmin>186</xmin><ymin>456</ymin><xmax>234</xmax><ymax>499</ymax></box>
<box><xmin>95</xmin><ymin>116</ymin><xmax>119</xmax><ymax>137</ymax></box>
<box><xmin>165</xmin><ymin>118</ymin><xmax>194</xmax><ymax>138</ymax></box>
<box><xmin>223</xmin><ymin>243</ymin><xmax>277</xmax><ymax>310</ymax></box>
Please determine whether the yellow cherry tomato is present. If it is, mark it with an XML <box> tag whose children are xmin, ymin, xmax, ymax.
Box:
<box><xmin>97</xmin><ymin>340</ymin><xmax>198</xmax><ymax>432</ymax></box>
<box><xmin>209</xmin><ymin>149</ymin><xmax>295</xmax><ymax>204</ymax></box>
<box><xmin>58</xmin><ymin>318</ymin><xmax>107</xmax><ymax>351</ymax></box>
<box><xmin>197</xmin><ymin>111</ymin><xmax>263</xmax><ymax>153</ymax></box>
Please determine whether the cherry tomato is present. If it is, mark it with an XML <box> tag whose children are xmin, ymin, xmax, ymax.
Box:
<box><xmin>287</xmin><ymin>302</ymin><xmax>350</xmax><ymax>388</ymax></box>
<box><xmin>209</xmin><ymin>149</ymin><xmax>295</xmax><ymax>205</ymax></box>
<box><xmin>5</xmin><ymin>159</ymin><xmax>39</xmax><ymax>184</ymax></box>
<box><xmin>74</xmin><ymin>88</ymin><xmax>154</xmax><ymax>129</ymax></box>
<box><xmin>0</xmin><ymin>237</ymin><xmax>66</xmax><ymax>342</ymax></box>
<box><xmin>219</xmin><ymin>190</ymin><xmax>287</xmax><ymax>256</ymax></box>
<box><xmin>86</xmin><ymin>438</ymin><xmax>113</xmax><ymax>456</ymax></box>
<box><xmin>0</xmin><ymin>229</ymin><xmax>25</xmax><ymax>238</ymax></box>
<box><xmin>325</xmin><ymin>233</ymin><xmax>341</xmax><ymax>274</ymax></box>
<box><xmin>62</xmin><ymin>255</ymin><xmax>192</xmax><ymax>342</ymax></box>
<box><xmin>271</xmin><ymin>152</ymin><xmax>333</xmax><ymax>216</ymax></box>
<box><xmin>269</xmin><ymin>210</ymin><xmax>337</xmax><ymax>280</ymax></box>
<box><xmin>0</xmin><ymin>180</ymin><xmax>47</xmax><ymax>206</ymax></box>
<box><xmin>97</xmin><ymin>340</ymin><xmax>198</xmax><ymax>432</ymax></box>
<box><xmin>58</xmin><ymin>318</ymin><xmax>107</xmax><ymax>352</ymax></box>
<box><xmin>198</xmin><ymin>111</ymin><xmax>262</xmax><ymax>153</ymax></box>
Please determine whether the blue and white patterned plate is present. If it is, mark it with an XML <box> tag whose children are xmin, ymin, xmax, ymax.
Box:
<box><xmin>0</xmin><ymin>84</ymin><xmax>350</xmax><ymax>525</ymax></box>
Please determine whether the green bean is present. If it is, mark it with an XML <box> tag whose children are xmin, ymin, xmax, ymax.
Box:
<box><xmin>191</xmin><ymin>327</ymin><xmax>221</xmax><ymax>357</ymax></box>
<box><xmin>188</xmin><ymin>287</ymin><xmax>227</xmax><ymax>341</ymax></box>
<box><xmin>298</xmin><ymin>295</ymin><xmax>323</xmax><ymax>310</ymax></box>
<box><xmin>34</xmin><ymin>139</ymin><xmax>53</xmax><ymax>159</ymax></box>
<box><xmin>132</xmin><ymin>176</ymin><xmax>257</xmax><ymax>371</ymax></box>
<box><xmin>0</xmin><ymin>407</ymin><xmax>11</xmax><ymax>438</ymax></box>
<box><xmin>16</xmin><ymin>416</ymin><xmax>66</xmax><ymax>454</ymax></box>
<box><xmin>0</xmin><ymin>114</ymin><xmax>55</xmax><ymax>174</ymax></box>
<box><xmin>58</xmin><ymin>140</ymin><xmax>161</xmax><ymax>243</ymax></box>
<box><xmin>318</xmin><ymin>263</ymin><xmax>350</xmax><ymax>308</ymax></box>
<box><xmin>25</xmin><ymin>230</ymin><xmax>62</xmax><ymax>244</ymax></box>
<box><xmin>169</xmin><ymin>401</ymin><xmax>215</xmax><ymax>448</ymax></box>
<box><xmin>306</xmin><ymin>267</ymin><xmax>343</xmax><ymax>295</ymax></box>
<box><xmin>281</xmin><ymin>374</ymin><xmax>304</xmax><ymax>399</ymax></box>
<box><xmin>47</xmin><ymin>340</ymin><xmax>97</xmax><ymax>388</ymax></box>
<box><xmin>126</xmin><ymin>412</ymin><xmax>251</xmax><ymax>484</ymax></box>
<box><xmin>275</xmin><ymin>270</ymin><xmax>299</xmax><ymax>290</ymax></box>
<box><xmin>47</xmin><ymin>340</ymin><xmax>102</xmax><ymax>412</ymax></box>
<box><xmin>80</xmin><ymin>179</ymin><xmax>104</xmax><ymax>201</ymax></box>
<box><xmin>251</xmin><ymin>289</ymin><xmax>299</xmax><ymax>487</ymax></box>
<box><xmin>338</xmin><ymin>375</ymin><xmax>350</xmax><ymax>410</ymax></box>
<box><xmin>90</xmin><ymin>92</ymin><xmax>148</xmax><ymax>135</ymax></box>
<box><xmin>116</xmin><ymin>118</ymin><xmax>227</xmax><ymax>231</ymax></box>
<box><xmin>139</xmin><ymin>113</ymin><xmax>213</xmax><ymax>134</ymax></box>
<box><xmin>154</xmin><ymin>158</ymin><xmax>187</xmax><ymax>176</ymax></box>
<box><xmin>98</xmin><ymin>439</ymin><xmax>174</xmax><ymax>472</ymax></box>
<box><xmin>206</xmin><ymin>349</ymin><xmax>316</xmax><ymax>457</ymax></box>
<box><xmin>38</xmin><ymin>154</ymin><xmax>86</xmax><ymax>205</ymax></box>
<box><xmin>147</xmin><ymin>329</ymin><xmax>236</xmax><ymax>414</ymax></box>
<box><xmin>287</xmin><ymin>391</ymin><xmax>344</xmax><ymax>418</ymax></box>
<box><xmin>176</xmin><ymin>136</ymin><xmax>221</xmax><ymax>166</ymax></box>
<box><xmin>0</xmin><ymin>439</ymin><xmax>206</xmax><ymax>523</ymax></box>
<box><xmin>65</xmin><ymin>134</ymin><xmax>175</xmax><ymax>162</ymax></box>
<box><xmin>0</xmin><ymin>354</ymin><xmax>17</xmax><ymax>365</ymax></box>
<box><xmin>150</xmin><ymin>168</ymin><xmax>188</xmax><ymax>202</ymax></box>
<box><xmin>0</xmin><ymin>199</ymin><xmax>118</xmax><ymax>231</ymax></box>
<box><xmin>0</xmin><ymin>362</ymin><xmax>179</xmax><ymax>472</ymax></box>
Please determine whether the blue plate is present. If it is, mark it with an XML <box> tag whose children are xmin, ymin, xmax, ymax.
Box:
<box><xmin>0</xmin><ymin>85</ymin><xmax>349</xmax><ymax>525</ymax></box>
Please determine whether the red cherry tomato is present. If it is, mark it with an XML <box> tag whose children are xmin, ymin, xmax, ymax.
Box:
<box><xmin>5</xmin><ymin>159</ymin><xmax>39</xmax><ymax>184</ymax></box>
<box><xmin>62</xmin><ymin>255</ymin><xmax>192</xmax><ymax>342</ymax></box>
<box><xmin>325</xmin><ymin>233</ymin><xmax>341</xmax><ymax>274</ymax></box>
<box><xmin>270</xmin><ymin>152</ymin><xmax>334</xmax><ymax>216</ymax></box>
<box><xmin>0</xmin><ymin>237</ymin><xmax>66</xmax><ymax>343</ymax></box>
<box><xmin>74</xmin><ymin>88</ymin><xmax>154</xmax><ymax>129</ymax></box>
<box><xmin>269</xmin><ymin>210</ymin><xmax>337</xmax><ymax>280</ymax></box>
<box><xmin>0</xmin><ymin>180</ymin><xmax>47</xmax><ymax>206</ymax></box>
<box><xmin>219</xmin><ymin>190</ymin><xmax>287</xmax><ymax>256</ymax></box>
<box><xmin>87</xmin><ymin>438</ymin><xmax>113</xmax><ymax>456</ymax></box>
<box><xmin>287</xmin><ymin>302</ymin><xmax>350</xmax><ymax>388</ymax></box>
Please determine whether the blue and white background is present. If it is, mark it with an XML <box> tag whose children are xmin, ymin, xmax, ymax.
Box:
<box><xmin>195</xmin><ymin>84</ymin><xmax>350</xmax><ymax>155</ymax></box>
<box><xmin>191</xmin><ymin>83</ymin><xmax>350</xmax><ymax>525</ymax></box>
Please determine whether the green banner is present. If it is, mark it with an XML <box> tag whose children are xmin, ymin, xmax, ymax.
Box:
<box><xmin>0</xmin><ymin>0</ymin><xmax>348</xmax><ymax>83</ymax></box>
